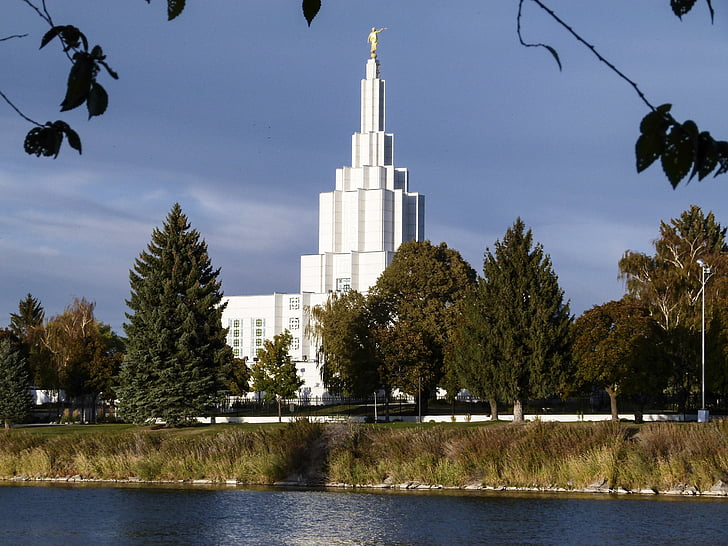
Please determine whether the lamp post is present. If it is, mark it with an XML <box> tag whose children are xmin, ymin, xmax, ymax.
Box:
<box><xmin>697</xmin><ymin>259</ymin><xmax>712</xmax><ymax>423</ymax></box>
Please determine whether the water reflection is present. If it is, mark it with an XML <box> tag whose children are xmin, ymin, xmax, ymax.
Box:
<box><xmin>1</xmin><ymin>484</ymin><xmax>726</xmax><ymax>545</ymax></box>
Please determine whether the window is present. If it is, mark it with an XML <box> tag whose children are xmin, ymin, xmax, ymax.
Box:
<box><xmin>255</xmin><ymin>339</ymin><xmax>262</xmax><ymax>347</ymax></box>
<box><xmin>289</xmin><ymin>297</ymin><xmax>300</xmax><ymax>310</ymax></box>
<box><xmin>233</xmin><ymin>349</ymin><xmax>240</xmax><ymax>356</ymax></box>
<box><xmin>255</xmin><ymin>328</ymin><xmax>263</xmax><ymax>337</ymax></box>
<box><xmin>255</xmin><ymin>318</ymin><xmax>264</xmax><ymax>327</ymax></box>
<box><xmin>336</xmin><ymin>278</ymin><xmax>351</xmax><ymax>292</ymax></box>
<box><xmin>233</xmin><ymin>329</ymin><xmax>239</xmax><ymax>337</ymax></box>
<box><xmin>292</xmin><ymin>337</ymin><xmax>300</xmax><ymax>350</ymax></box>
<box><xmin>289</xmin><ymin>317</ymin><xmax>300</xmax><ymax>330</ymax></box>
<box><xmin>233</xmin><ymin>320</ymin><xmax>240</xmax><ymax>327</ymax></box>
<box><xmin>233</xmin><ymin>339</ymin><xmax>240</xmax><ymax>347</ymax></box>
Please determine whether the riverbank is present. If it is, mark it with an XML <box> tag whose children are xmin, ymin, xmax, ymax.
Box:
<box><xmin>2</xmin><ymin>420</ymin><xmax>727</xmax><ymax>496</ymax></box>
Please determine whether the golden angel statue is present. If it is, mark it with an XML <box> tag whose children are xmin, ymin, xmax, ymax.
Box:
<box><xmin>367</xmin><ymin>27</ymin><xmax>387</xmax><ymax>58</ymax></box>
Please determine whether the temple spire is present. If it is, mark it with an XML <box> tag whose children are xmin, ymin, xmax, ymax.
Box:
<box><xmin>361</xmin><ymin>58</ymin><xmax>385</xmax><ymax>134</ymax></box>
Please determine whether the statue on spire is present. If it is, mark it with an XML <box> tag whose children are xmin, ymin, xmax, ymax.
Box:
<box><xmin>367</xmin><ymin>27</ymin><xmax>387</xmax><ymax>58</ymax></box>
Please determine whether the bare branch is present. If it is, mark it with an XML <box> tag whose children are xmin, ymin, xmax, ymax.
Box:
<box><xmin>527</xmin><ymin>0</ymin><xmax>657</xmax><ymax>112</ymax></box>
<box><xmin>517</xmin><ymin>0</ymin><xmax>562</xmax><ymax>71</ymax></box>
<box><xmin>20</xmin><ymin>0</ymin><xmax>53</xmax><ymax>26</ymax></box>
<box><xmin>0</xmin><ymin>90</ymin><xmax>41</xmax><ymax>126</ymax></box>
<box><xmin>0</xmin><ymin>33</ymin><xmax>28</xmax><ymax>42</ymax></box>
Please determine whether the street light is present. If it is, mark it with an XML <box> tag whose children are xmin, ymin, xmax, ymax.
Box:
<box><xmin>697</xmin><ymin>259</ymin><xmax>712</xmax><ymax>423</ymax></box>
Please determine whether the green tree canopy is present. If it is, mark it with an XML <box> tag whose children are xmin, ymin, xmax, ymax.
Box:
<box><xmin>119</xmin><ymin>203</ymin><xmax>232</xmax><ymax>426</ymax></box>
<box><xmin>0</xmin><ymin>333</ymin><xmax>33</xmax><ymax>429</ymax></box>
<box><xmin>39</xmin><ymin>297</ymin><xmax>124</xmax><ymax>422</ymax></box>
<box><xmin>619</xmin><ymin>205</ymin><xmax>728</xmax><ymax>410</ymax></box>
<box><xmin>369</xmin><ymin>240</ymin><xmax>476</xmax><ymax>405</ymax></box>
<box><xmin>222</xmin><ymin>357</ymin><xmax>251</xmax><ymax>398</ymax></box>
<box><xmin>447</xmin><ymin>283</ymin><xmax>504</xmax><ymax>420</ymax></box>
<box><xmin>308</xmin><ymin>290</ymin><xmax>379</xmax><ymax>398</ymax></box>
<box><xmin>571</xmin><ymin>299</ymin><xmax>665</xmax><ymax>420</ymax></box>
<box><xmin>8</xmin><ymin>293</ymin><xmax>48</xmax><ymax>387</ymax></box>
<box><xmin>9</xmin><ymin>293</ymin><xmax>45</xmax><ymax>339</ymax></box>
<box><xmin>250</xmin><ymin>330</ymin><xmax>303</xmax><ymax>422</ymax></box>
<box><xmin>476</xmin><ymin>218</ymin><xmax>572</xmax><ymax>422</ymax></box>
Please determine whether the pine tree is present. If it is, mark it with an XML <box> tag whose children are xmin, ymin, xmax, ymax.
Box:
<box><xmin>448</xmin><ymin>284</ymin><xmax>503</xmax><ymax>419</ymax></box>
<box><xmin>9</xmin><ymin>293</ymin><xmax>45</xmax><ymax>338</ymax></box>
<box><xmin>476</xmin><ymin>218</ymin><xmax>572</xmax><ymax>423</ymax></box>
<box><xmin>119</xmin><ymin>203</ymin><xmax>233</xmax><ymax>426</ymax></box>
<box><xmin>250</xmin><ymin>330</ymin><xmax>303</xmax><ymax>422</ymax></box>
<box><xmin>8</xmin><ymin>293</ymin><xmax>49</xmax><ymax>387</ymax></box>
<box><xmin>0</xmin><ymin>335</ymin><xmax>33</xmax><ymax>430</ymax></box>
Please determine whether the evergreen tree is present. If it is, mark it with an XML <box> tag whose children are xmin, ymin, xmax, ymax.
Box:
<box><xmin>250</xmin><ymin>330</ymin><xmax>303</xmax><ymax>422</ymax></box>
<box><xmin>9</xmin><ymin>293</ymin><xmax>45</xmax><ymax>338</ymax></box>
<box><xmin>476</xmin><ymin>218</ymin><xmax>572</xmax><ymax>423</ymax></box>
<box><xmin>119</xmin><ymin>203</ymin><xmax>233</xmax><ymax>426</ymax></box>
<box><xmin>0</xmin><ymin>334</ymin><xmax>33</xmax><ymax>429</ymax></box>
<box><xmin>448</xmin><ymin>284</ymin><xmax>503</xmax><ymax>420</ymax></box>
<box><xmin>8</xmin><ymin>293</ymin><xmax>49</xmax><ymax>387</ymax></box>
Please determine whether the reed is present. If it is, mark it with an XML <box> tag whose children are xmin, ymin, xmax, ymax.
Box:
<box><xmin>2</xmin><ymin>420</ymin><xmax>727</xmax><ymax>493</ymax></box>
<box><xmin>0</xmin><ymin>421</ymin><xmax>327</xmax><ymax>484</ymax></box>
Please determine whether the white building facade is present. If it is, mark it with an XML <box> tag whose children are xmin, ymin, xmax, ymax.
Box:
<box><xmin>221</xmin><ymin>55</ymin><xmax>424</xmax><ymax>401</ymax></box>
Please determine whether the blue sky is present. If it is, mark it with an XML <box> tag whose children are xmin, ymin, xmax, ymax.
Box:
<box><xmin>1</xmin><ymin>1</ymin><xmax>727</xmax><ymax>334</ymax></box>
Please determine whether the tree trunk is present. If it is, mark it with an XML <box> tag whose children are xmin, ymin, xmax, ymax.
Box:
<box><xmin>4</xmin><ymin>420</ymin><xmax>9</xmax><ymax>431</ymax></box>
<box><xmin>489</xmin><ymin>398</ymin><xmax>499</xmax><ymax>421</ymax></box>
<box><xmin>277</xmin><ymin>397</ymin><xmax>282</xmax><ymax>423</ymax></box>
<box><xmin>606</xmin><ymin>386</ymin><xmax>619</xmax><ymax>421</ymax></box>
<box><xmin>513</xmin><ymin>399</ymin><xmax>524</xmax><ymax>423</ymax></box>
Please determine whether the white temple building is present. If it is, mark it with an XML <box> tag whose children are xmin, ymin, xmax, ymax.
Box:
<box><xmin>221</xmin><ymin>53</ymin><xmax>424</xmax><ymax>401</ymax></box>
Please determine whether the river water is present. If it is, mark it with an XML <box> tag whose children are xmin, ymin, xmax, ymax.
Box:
<box><xmin>0</xmin><ymin>483</ymin><xmax>726</xmax><ymax>545</ymax></box>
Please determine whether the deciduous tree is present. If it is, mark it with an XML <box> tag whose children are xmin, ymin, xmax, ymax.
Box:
<box><xmin>308</xmin><ymin>290</ymin><xmax>379</xmax><ymax>398</ymax></box>
<box><xmin>619</xmin><ymin>205</ymin><xmax>728</xmax><ymax>410</ymax></box>
<box><xmin>119</xmin><ymin>203</ymin><xmax>232</xmax><ymax>426</ymax></box>
<box><xmin>223</xmin><ymin>357</ymin><xmax>251</xmax><ymax>398</ymax></box>
<box><xmin>250</xmin><ymin>330</ymin><xmax>303</xmax><ymax>422</ymax></box>
<box><xmin>571</xmin><ymin>299</ymin><xmax>665</xmax><ymax>420</ymax></box>
<box><xmin>40</xmin><ymin>297</ymin><xmax>123</xmax><ymax>422</ymax></box>
<box><xmin>369</xmin><ymin>240</ymin><xmax>476</xmax><ymax>412</ymax></box>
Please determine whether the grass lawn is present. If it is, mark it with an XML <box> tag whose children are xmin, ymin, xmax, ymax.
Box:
<box><xmin>11</xmin><ymin>422</ymin><xmax>289</xmax><ymax>440</ymax></box>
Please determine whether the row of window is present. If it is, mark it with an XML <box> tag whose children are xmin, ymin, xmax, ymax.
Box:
<box><xmin>229</xmin><ymin>318</ymin><xmax>301</xmax><ymax>336</ymax></box>
<box><xmin>228</xmin><ymin>307</ymin><xmax>303</xmax><ymax>356</ymax></box>
<box><xmin>231</xmin><ymin>318</ymin><xmax>266</xmax><ymax>329</ymax></box>
<box><xmin>232</xmin><ymin>340</ymin><xmax>301</xmax><ymax>355</ymax></box>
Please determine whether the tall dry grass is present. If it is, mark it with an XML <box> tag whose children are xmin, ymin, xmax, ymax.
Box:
<box><xmin>2</xmin><ymin>420</ymin><xmax>727</xmax><ymax>492</ymax></box>
<box><xmin>326</xmin><ymin>420</ymin><xmax>728</xmax><ymax>492</ymax></box>
<box><xmin>0</xmin><ymin>420</ymin><xmax>327</xmax><ymax>484</ymax></box>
